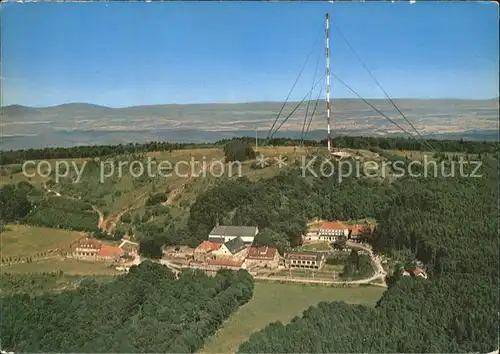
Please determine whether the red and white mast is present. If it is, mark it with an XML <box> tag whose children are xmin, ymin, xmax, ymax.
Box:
<box><xmin>325</xmin><ymin>13</ymin><xmax>332</xmax><ymax>152</ymax></box>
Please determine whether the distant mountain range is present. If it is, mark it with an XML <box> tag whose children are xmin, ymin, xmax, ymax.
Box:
<box><xmin>1</xmin><ymin>99</ymin><xmax>498</xmax><ymax>150</ymax></box>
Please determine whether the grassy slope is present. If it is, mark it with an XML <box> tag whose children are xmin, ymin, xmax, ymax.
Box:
<box><xmin>0</xmin><ymin>224</ymin><xmax>84</xmax><ymax>258</ymax></box>
<box><xmin>201</xmin><ymin>282</ymin><xmax>385</xmax><ymax>354</ymax></box>
<box><xmin>1</xmin><ymin>257</ymin><xmax>121</xmax><ymax>275</ymax></box>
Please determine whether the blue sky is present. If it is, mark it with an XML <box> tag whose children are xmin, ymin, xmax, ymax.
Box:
<box><xmin>1</xmin><ymin>1</ymin><xmax>498</xmax><ymax>107</ymax></box>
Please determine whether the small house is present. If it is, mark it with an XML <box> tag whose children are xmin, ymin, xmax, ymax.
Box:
<box><xmin>193</xmin><ymin>241</ymin><xmax>222</xmax><ymax>261</ymax></box>
<box><xmin>245</xmin><ymin>246</ymin><xmax>280</xmax><ymax>269</ymax></box>
<box><xmin>411</xmin><ymin>267</ymin><xmax>428</xmax><ymax>279</ymax></box>
<box><xmin>213</xmin><ymin>237</ymin><xmax>247</xmax><ymax>259</ymax></box>
<box><xmin>349</xmin><ymin>223</ymin><xmax>376</xmax><ymax>240</ymax></box>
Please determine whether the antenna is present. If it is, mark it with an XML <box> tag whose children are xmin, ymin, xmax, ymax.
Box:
<box><xmin>255</xmin><ymin>126</ymin><xmax>258</xmax><ymax>150</ymax></box>
<box><xmin>325</xmin><ymin>13</ymin><xmax>332</xmax><ymax>152</ymax></box>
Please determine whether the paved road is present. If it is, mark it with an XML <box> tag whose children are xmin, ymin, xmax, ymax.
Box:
<box><xmin>124</xmin><ymin>241</ymin><xmax>388</xmax><ymax>287</ymax></box>
<box><xmin>253</xmin><ymin>275</ymin><xmax>387</xmax><ymax>287</ymax></box>
<box><xmin>257</xmin><ymin>241</ymin><xmax>387</xmax><ymax>287</ymax></box>
<box><xmin>345</xmin><ymin>240</ymin><xmax>387</xmax><ymax>284</ymax></box>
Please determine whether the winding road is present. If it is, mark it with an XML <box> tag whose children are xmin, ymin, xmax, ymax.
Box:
<box><xmin>255</xmin><ymin>241</ymin><xmax>387</xmax><ymax>288</ymax></box>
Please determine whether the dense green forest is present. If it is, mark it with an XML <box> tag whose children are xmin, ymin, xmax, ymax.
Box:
<box><xmin>0</xmin><ymin>183</ymin><xmax>32</xmax><ymax>222</ymax></box>
<box><xmin>186</xmin><ymin>155</ymin><xmax>396</xmax><ymax>248</ymax></box>
<box><xmin>24</xmin><ymin>195</ymin><xmax>99</xmax><ymax>232</ymax></box>
<box><xmin>1</xmin><ymin>135</ymin><xmax>497</xmax><ymax>165</ymax></box>
<box><xmin>0</xmin><ymin>262</ymin><xmax>254</xmax><ymax>352</ymax></box>
<box><xmin>0</xmin><ymin>182</ymin><xmax>100</xmax><ymax>233</ymax></box>
<box><xmin>236</xmin><ymin>157</ymin><xmax>499</xmax><ymax>352</ymax></box>
<box><xmin>0</xmin><ymin>272</ymin><xmax>115</xmax><ymax>296</ymax></box>
<box><xmin>239</xmin><ymin>274</ymin><xmax>497</xmax><ymax>353</ymax></box>
<box><xmin>0</xmin><ymin>141</ymin><xmax>206</xmax><ymax>165</ymax></box>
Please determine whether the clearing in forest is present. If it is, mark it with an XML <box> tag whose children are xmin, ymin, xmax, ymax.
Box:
<box><xmin>201</xmin><ymin>282</ymin><xmax>385</xmax><ymax>354</ymax></box>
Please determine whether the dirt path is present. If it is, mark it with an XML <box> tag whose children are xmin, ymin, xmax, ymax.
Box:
<box><xmin>92</xmin><ymin>205</ymin><xmax>105</xmax><ymax>230</ymax></box>
<box><xmin>162</xmin><ymin>160</ymin><xmax>216</xmax><ymax>206</ymax></box>
<box><xmin>44</xmin><ymin>183</ymin><xmax>106</xmax><ymax>232</ymax></box>
<box><xmin>102</xmin><ymin>191</ymin><xmax>149</xmax><ymax>234</ymax></box>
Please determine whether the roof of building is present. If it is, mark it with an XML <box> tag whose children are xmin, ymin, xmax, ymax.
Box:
<box><xmin>75</xmin><ymin>237</ymin><xmax>102</xmax><ymax>250</ymax></box>
<box><xmin>285</xmin><ymin>251</ymin><xmax>325</xmax><ymax>261</ymax></box>
<box><xmin>207</xmin><ymin>259</ymin><xmax>243</xmax><ymax>268</ymax></box>
<box><xmin>348</xmin><ymin>224</ymin><xmax>364</xmax><ymax>235</ymax></box>
<box><xmin>223</xmin><ymin>236</ymin><xmax>247</xmax><ymax>255</ymax></box>
<box><xmin>208</xmin><ymin>236</ymin><xmax>225</xmax><ymax>244</ymax></box>
<box><xmin>321</xmin><ymin>221</ymin><xmax>348</xmax><ymax>230</ymax></box>
<box><xmin>121</xmin><ymin>243</ymin><xmax>138</xmax><ymax>252</ymax></box>
<box><xmin>195</xmin><ymin>241</ymin><xmax>222</xmax><ymax>252</ymax></box>
<box><xmin>98</xmin><ymin>245</ymin><xmax>125</xmax><ymax>258</ymax></box>
<box><xmin>247</xmin><ymin>246</ymin><xmax>278</xmax><ymax>260</ymax></box>
<box><xmin>209</xmin><ymin>225</ymin><xmax>258</xmax><ymax>238</ymax></box>
<box><xmin>411</xmin><ymin>267</ymin><xmax>427</xmax><ymax>276</ymax></box>
<box><xmin>307</xmin><ymin>221</ymin><xmax>325</xmax><ymax>232</ymax></box>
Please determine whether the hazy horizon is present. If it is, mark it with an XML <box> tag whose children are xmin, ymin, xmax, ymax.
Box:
<box><xmin>3</xmin><ymin>97</ymin><xmax>498</xmax><ymax>110</ymax></box>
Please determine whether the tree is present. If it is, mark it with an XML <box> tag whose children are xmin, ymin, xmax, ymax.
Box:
<box><xmin>0</xmin><ymin>184</ymin><xmax>32</xmax><ymax>222</ymax></box>
<box><xmin>223</xmin><ymin>140</ymin><xmax>256</xmax><ymax>162</ymax></box>
<box><xmin>253</xmin><ymin>228</ymin><xmax>291</xmax><ymax>254</ymax></box>
<box><xmin>138</xmin><ymin>237</ymin><xmax>163</xmax><ymax>259</ymax></box>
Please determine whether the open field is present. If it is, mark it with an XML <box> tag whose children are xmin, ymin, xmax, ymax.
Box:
<box><xmin>300</xmin><ymin>242</ymin><xmax>332</xmax><ymax>251</ymax></box>
<box><xmin>0</xmin><ymin>224</ymin><xmax>84</xmax><ymax>258</ymax></box>
<box><xmin>201</xmin><ymin>282</ymin><xmax>385</xmax><ymax>354</ymax></box>
<box><xmin>387</xmin><ymin>149</ymin><xmax>480</xmax><ymax>161</ymax></box>
<box><xmin>0</xmin><ymin>257</ymin><xmax>122</xmax><ymax>275</ymax></box>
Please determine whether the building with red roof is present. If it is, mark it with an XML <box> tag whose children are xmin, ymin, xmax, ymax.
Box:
<box><xmin>348</xmin><ymin>223</ymin><xmax>376</xmax><ymax>240</ymax></box>
<box><xmin>318</xmin><ymin>221</ymin><xmax>349</xmax><ymax>242</ymax></box>
<box><xmin>207</xmin><ymin>259</ymin><xmax>243</xmax><ymax>270</ymax></box>
<box><xmin>194</xmin><ymin>241</ymin><xmax>222</xmax><ymax>261</ymax></box>
<box><xmin>98</xmin><ymin>245</ymin><xmax>125</xmax><ymax>261</ymax></box>
<box><xmin>72</xmin><ymin>237</ymin><xmax>124</xmax><ymax>262</ymax></box>
<box><xmin>245</xmin><ymin>246</ymin><xmax>280</xmax><ymax>269</ymax></box>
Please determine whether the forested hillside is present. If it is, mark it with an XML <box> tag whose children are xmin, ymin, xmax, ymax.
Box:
<box><xmin>237</xmin><ymin>157</ymin><xmax>499</xmax><ymax>352</ymax></box>
<box><xmin>1</xmin><ymin>137</ymin><xmax>498</xmax><ymax>352</ymax></box>
<box><xmin>0</xmin><ymin>262</ymin><xmax>254</xmax><ymax>352</ymax></box>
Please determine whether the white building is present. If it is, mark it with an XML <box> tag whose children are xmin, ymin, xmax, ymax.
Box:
<box><xmin>208</xmin><ymin>225</ymin><xmax>259</xmax><ymax>245</ymax></box>
<box><xmin>212</xmin><ymin>237</ymin><xmax>247</xmax><ymax>259</ymax></box>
